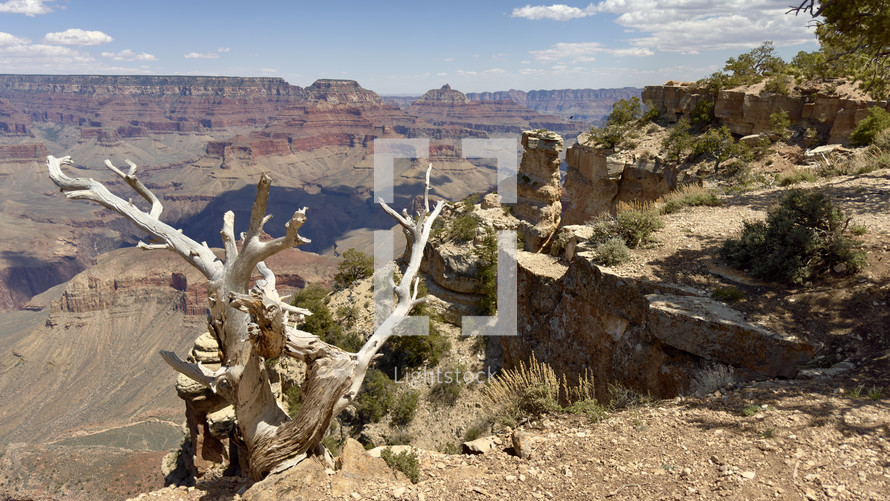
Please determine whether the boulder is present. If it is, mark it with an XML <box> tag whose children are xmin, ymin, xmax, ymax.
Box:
<box><xmin>646</xmin><ymin>294</ymin><xmax>814</xmax><ymax>378</ymax></box>
<box><xmin>461</xmin><ymin>436</ymin><xmax>497</xmax><ymax>455</ymax></box>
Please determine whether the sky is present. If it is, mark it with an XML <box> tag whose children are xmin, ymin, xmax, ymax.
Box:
<box><xmin>0</xmin><ymin>0</ymin><xmax>820</xmax><ymax>94</ymax></box>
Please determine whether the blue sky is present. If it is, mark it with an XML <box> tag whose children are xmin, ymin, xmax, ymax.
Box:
<box><xmin>0</xmin><ymin>0</ymin><xmax>819</xmax><ymax>94</ymax></box>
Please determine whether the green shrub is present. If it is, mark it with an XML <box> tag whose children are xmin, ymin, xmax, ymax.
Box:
<box><xmin>741</xmin><ymin>404</ymin><xmax>762</xmax><ymax>417</ymax></box>
<box><xmin>720</xmin><ymin>189</ymin><xmax>867</xmax><ymax>285</ymax></box>
<box><xmin>380</xmin><ymin>447</ymin><xmax>420</xmax><ymax>484</ymax></box>
<box><xmin>616</xmin><ymin>209</ymin><xmax>664</xmax><ymax>248</ymax></box>
<box><xmin>691</xmin><ymin>100</ymin><xmax>715</xmax><ymax>128</ymax></box>
<box><xmin>451</xmin><ymin>213</ymin><xmax>479</xmax><ymax>241</ymax></box>
<box><xmin>293</xmin><ymin>284</ymin><xmax>363</xmax><ymax>352</ymax></box>
<box><xmin>777</xmin><ymin>169</ymin><xmax>817</xmax><ymax>186</ymax></box>
<box><xmin>662</xmin><ymin>118</ymin><xmax>693</xmax><ymax>163</ymax></box>
<box><xmin>764</xmin><ymin>74</ymin><xmax>791</xmax><ymax>95</ymax></box>
<box><xmin>476</xmin><ymin>227</ymin><xmax>498</xmax><ymax>314</ymax></box>
<box><xmin>390</xmin><ymin>390</ymin><xmax>419</xmax><ymax>426</ymax></box>
<box><xmin>850</xmin><ymin>107</ymin><xmax>890</xmax><ymax>146</ymax></box>
<box><xmin>594</xmin><ymin>237</ymin><xmax>631</xmax><ymax>266</ymax></box>
<box><xmin>660</xmin><ymin>186</ymin><xmax>723</xmax><ymax>214</ymax></box>
<box><xmin>284</xmin><ymin>385</ymin><xmax>302</xmax><ymax>417</ymax></box>
<box><xmin>770</xmin><ymin>110</ymin><xmax>792</xmax><ymax>141</ymax></box>
<box><xmin>355</xmin><ymin>369</ymin><xmax>397</xmax><ymax>423</ymax></box>
<box><xmin>712</xmin><ymin>286</ymin><xmax>746</xmax><ymax>303</ymax></box>
<box><xmin>334</xmin><ymin>248</ymin><xmax>374</xmax><ymax>288</ymax></box>
<box><xmin>430</xmin><ymin>364</ymin><xmax>465</xmax><ymax>406</ymax></box>
<box><xmin>589</xmin><ymin>97</ymin><xmax>645</xmax><ymax>149</ymax></box>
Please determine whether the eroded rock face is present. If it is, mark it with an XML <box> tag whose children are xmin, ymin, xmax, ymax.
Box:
<box><xmin>467</xmin><ymin>87</ymin><xmax>642</xmax><ymax>124</ymax></box>
<box><xmin>563</xmin><ymin>133</ymin><xmax>678</xmax><ymax>224</ymax></box>
<box><xmin>515</xmin><ymin>130</ymin><xmax>563</xmax><ymax>251</ymax></box>
<box><xmin>501</xmin><ymin>252</ymin><xmax>814</xmax><ymax>399</ymax></box>
<box><xmin>643</xmin><ymin>81</ymin><xmax>889</xmax><ymax>145</ymax></box>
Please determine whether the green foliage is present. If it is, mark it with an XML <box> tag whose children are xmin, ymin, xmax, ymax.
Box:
<box><xmin>451</xmin><ymin>213</ymin><xmax>479</xmax><ymax>241</ymax></box>
<box><xmin>720</xmin><ymin>189</ymin><xmax>867</xmax><ymax>285</ymax></box>
<box><xmin>355</xmin><ymin>369</ymin><xmax>397</xmax><ymax>424</ymax></box>
<box><xmin>803</xmin><ymin>0</ymin><xmax>890</xmax><ymax>98</ymax></box>
<box><xmin>763</xmin><ymin>74</ymin><xmax>791</xmax><ymax>95</ymax></box>
<box><xmin>868</xmin><ymin>386</ymin><xmax>884</xmax><ymax>401</ymax></box>
<box><xmin>586</xmin><ymin>208</ymin><xmax>663</xmax><ymax>250</ymax></box>
<box><xmin>770</xmin><ymin>110</ymin><xmax>792</xmax><ymax>141</ymax></box>
<box><xmin>741</xmin><ymin>404</ymin><xmax>762</xmax><ymax>417</ymax></box>
<box><xmin>588</xmin><ymin>97</ymin><xmax>644</xmax><ymax>149</ymax></box>
<box><xmin>712</xmin><ymin>286</ymin><xmax>746</xmax><ymax>303</ymax></box>
<box><xmin>293</xmin><ymin>284</ymin><xmax>363</xmax><ymax>352</ymax></box>
<box><xmin>725</xmin><ymin>41</ymin><xmax>786</xmax><ymax>78</ymax></box>
<box><xmin>660</xmin><ymin>187</ymin><xmax>723</xmax><ymax>214</ymax></box>
<box><xmin>429</xmin><ymin>365</ymin><xmax>465</xmax><ymax>406</ymax></box>
<box><xmin>475</xmin><ymin>227</ymin><xmax>498</xmax><ymax>315</ymax></box>
<box><xmin>594</xmin><ymin>237</ymin><xmax>631</xmax><ymax>266</ymax></box>
<box><xmin>691</xmin><ymin>126</ymin><xmax>749</xmax><ymax>172</ymax></box>
<box><xmin>284</xmin><ymin>385</ymin><xmax>302</xmax><ymax>417</ymax></box>
<box><xmin>380</xmin><ymin>318</ymin><xmax>450</xmax><ymax>374</ymax></box>
<box><xmin>777</xmin><ymin>169</ymin><xmax>817</xmax><ymax>186</ymax></box>
<box><xmin>390</xmin><ymin>390</ymin><xmax>419</xmax><ymax>426</ymax></box>
<box><xmin>849</xmin><ymin>107</ymin><xmax>890</xmax><ymax>146</ymax></box>
<box><xmin>334</xmin><ymin>248</ymin><xmax>374</xmax><ymax>288</ymax></box>
<box><xmin>616</xmin><ymin>209</ymin><xmax>664</xmax><ymax>248</ymax></box>
<box><xmin>850</xmin><ymin>224</ymin><xmax>868</xmax><ymax>236</ymax></box>
<box><xmin>380</xmin><ymin>447</ymin><xmax>420</xmax><ymax>484</ymax></box>
<box><xmin>641</xmin><ymin>99</ymin><xmax>660</xmax><ymax>122</ymax></box>
<box><xmin>662</xmin><ymin>118</ymin><xmax>692</xmax><ymax>163</ymax></box>
<box><xmin>691</xmin><ymin>100</ymin><xmax>715</xmax><ymax>128</ymax></box>
<box><xmin>789</xmin><ymin>50</ymin><xmax>839</xmax><ymax>81</ymax></box>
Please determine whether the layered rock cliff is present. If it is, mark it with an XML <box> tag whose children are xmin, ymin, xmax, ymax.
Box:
<box><xmin>0</xmin><ymin>74</ymin><xmax>303</xmax><ymax>132</ymax></box>
<box><xmin>467</xmin><ymin>87</ymin><xmax>642</xmax><ymax>124</ymax></box>
<box><xmin>502</xmin><ymin>252</ymin><xmax>814</xmax><ymax>399</ymax></box>
<box><xmin>643</xmin><ymin>81</ymin><xmax>888</xmax><ymax>145</ymax></box>
<box><xmin>562</xmin><ymin>132</ymin><xmax>683</xmax><ymax>224</ymax></box>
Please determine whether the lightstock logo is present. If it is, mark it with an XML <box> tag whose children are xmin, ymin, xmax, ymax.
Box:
<box><xmin>372</xmin><ymin>138</ymin><xmax>518</xmax><ymax>347</ymax></box>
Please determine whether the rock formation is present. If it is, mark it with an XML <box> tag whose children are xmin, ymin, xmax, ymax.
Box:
<box><xmin>467</xmin><ymin>87</ymin><xmax>642</xmax><ymax>124</ymax></box>
<box><xmin>501</xmin><ymin>252</ymin><xmax>814</xmax><ymax>399</ymax></box>
<box><xmin>643</xmin><ymin>81</ymin><xmax>889</xmax><ymax>145</ymax></box>
<box><xmin>562</xmin><ymin>132</ymin><xmax>681</xmax><ymax>224</ymax></box>
<box><xmin>514</xmin><ymin>130</ymin><xmax>563</xmax><ymax>251</ymax></box>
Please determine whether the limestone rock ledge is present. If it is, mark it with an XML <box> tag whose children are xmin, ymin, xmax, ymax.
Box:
<box><xmin>502</xmin><ymin>252</ymin><xmax>814</xmax><ymax>399</ymax></box>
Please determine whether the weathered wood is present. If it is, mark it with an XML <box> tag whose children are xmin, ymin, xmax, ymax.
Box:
<box><xmin>45</xmin><ymin>155</ymin><xmax>442</xmax><ymax>481</ymax></box>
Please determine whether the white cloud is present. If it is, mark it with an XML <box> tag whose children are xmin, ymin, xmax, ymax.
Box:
<box><xmin>101</xmin><ymin>49</ymin><xmax>157</xmax><ymax>62</ymax></box>
<box><xmin>184</xmin><ymin>48</ymin><xmax>229</xmax><ymax>59</ymax></box>
<box><xmin>0</xmin><ymin>32</ymin><xmax>29</xmax><ymax>46</ymax></box>
<box><xmin>530</xmin><ymin>41</ymin><xmax>652</xmax><ymax>62</ymax></box>
<box><xmin>184</xmin><ymin>51</ymin><xmax>218</xmax><ymax>59</ymax></box>
<box><xmin>512</xmin><ymin>3</ymin><xmax>597</xmax><ymax>21</ymax></box>
<box><xmin>0</xmin><ymin>0</ymin><xmax>54</xmax><ymax>16</ymax></box>
<box><xmin>44</xmin><ymin>29</ymin><xmax>113</xmax><ymax>46</ymax></box>
<box><xmin>595</xmin><ymin>0</ymin><xmax>815</xmax><ymax>52</ymax></box>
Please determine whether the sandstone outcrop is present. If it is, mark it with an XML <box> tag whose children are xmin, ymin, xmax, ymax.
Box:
<box><xmin>514</xmin><ymin>130</ymin><xmax>563</xmax><ymax>251</ymax></box>
<box><xmin>563</xmin><ymin>132</ymin><xmax>679</xmax><ymax>224</ymax></box>
<box><xmin>500</xmin><ymin>252</ymin><xmax>814</xmax><ymax>399</ymax></box>
<box><xmin>643</xmin><ymin>81</ymin><xmax>889</xmax><ymax>145</ymax></box>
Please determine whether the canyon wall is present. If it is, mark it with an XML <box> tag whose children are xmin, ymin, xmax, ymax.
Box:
<box><xmin>643</xmin><ymin>82</ymin><xmax>889</xmax><ymax>145</ymax></box>
<box><xmin>0</xmin><ymin>74</ymin><xmax>303</xmax><ymax>131</ymax></box>
<box><xmin>467</xmin><ymin>87</ymin><xmax>642</xmax><ymax>124</ymax></box>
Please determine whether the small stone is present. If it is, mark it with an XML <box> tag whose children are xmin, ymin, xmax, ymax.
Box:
<box><xmin>351</xmin><ymin>493</ymin><xmax>361</xmax><ymax>500</ymax></box>
<box><xmin>741</xmin><ymin>471</ymin><xmax>756</xmax><ymax>479</ymax></box>
<box><xmin>392</xmin><ymin>486</ymin><xmax>406</xmax><ymax>498</ymax></box>
<box><xmin>505</xmin><ymin>475</ymin><xmax>517</xmax><ymax>481</ymax></box>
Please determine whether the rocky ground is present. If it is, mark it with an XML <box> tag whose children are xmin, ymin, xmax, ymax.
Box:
<box><xmin>125</xmin><ymin>158</ymin><xmax>890</xmax><ymax>500</ymax></box>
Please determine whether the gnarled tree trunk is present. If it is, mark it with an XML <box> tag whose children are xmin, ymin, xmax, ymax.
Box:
<box><xmin>46</xmin><ymin>156</ymin><xmax>443</xmax><ymax>480</ymax></box>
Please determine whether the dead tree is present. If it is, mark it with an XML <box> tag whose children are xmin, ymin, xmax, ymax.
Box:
<box><xmin>46</xmin><ymin>155</ymin><xmax>443</xmax><ymax>480</ymax></box>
